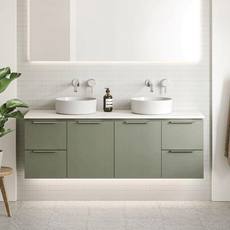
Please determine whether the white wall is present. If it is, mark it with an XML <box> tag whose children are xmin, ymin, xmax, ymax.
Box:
<box><xmin>0</xmin><ymin>0</ymin><xmax>17</xmax><ymax>201</ymax></box>
<box><xmin>212</xmin><ymin>0</ymin><xmax>230</xmax><ymax>201</ymax></box>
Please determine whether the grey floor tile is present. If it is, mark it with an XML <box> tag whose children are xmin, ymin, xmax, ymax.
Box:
<box><xmin>126</xmin><ymin>217</ymin><xmax>164</xmax><ymax>230</ymax></box>
<box><xmin>197</xmin><ymin>210</ymin><xmax>230</xmax><ymax>229</ymax></box>
<box><xmin>90</xmin><ymin>208</ymin><xmax>124</xmax><ymax>219</ymax></box>
<box><xmin>193</xmin><ymin>201</ymin><xmax>230</xmax><ymax>229</ymax></box>
<box><xmin>19</xmin><ymin>201</ymin><xmax>54</xmax><ymax>210</ymax></box>
<box><xmin>162</xmin><ymin>218</ymin><xmax>204</xmax><ymax>230</ymax></box>
<box><xmin>47</xmin><ymin>228</ymin><xmax>87</xmax><ymax>230</ymax></box>
<box><xmin>48</xmin><ymin>201</ymin><xmax>89</xmax><ymax>229</ymax></box>
<box><xmin>7</xmin><ymin>216</ymin><xmax>51</xmax><ymax>230</ymax></box>
<box><xmin>193</xmin><ymin>201</ymin><xmax>230</xmax><ymax>211</ymax></box>
<box><xmin>125</xmin><ymin>201</ymin><xmax>160</xmax><ymax>219</ymax></box>
<box><xmin>17</xmin><ymin>207</ymin><xmax>53</xmax><ymax>218</ymax></box>
<box><xmin>0</xmin><ymin>201</ymin><xmax>23</xmax><ymax>210</ymax></box>
<box><xmin>0</xmin><ymin>216</ymin><xmax>14</xmax><ymax>229</ymax></box>
<box><xmin>124</xmin><ymin>202</ymin><xmax>163</xmax><ymax>230</ymax></box>
<box><xmin>52</xmin><ymin>201</ymin><xmax>90</xmax><ymax>210</ymax></box>
<box><xmin>124</xmin><ymin>201</ymin><xmax>159</xmax><ymax>209</ymax></box>
<box><xmin>0</xmin><ymin>201</ymin><xmax>23</xmax><ymax>217</ymax></box>
<box><xmin>88</xmin><ymin>203</ymin><xmax>125</xmax><ymax>230</ymax></box>
<box><xmin>160</xmin><ymin>201</ymin><xmax>196</xmax><ymax>209</ymax></box>
<box><xmin>160</xmin><ymin>201</ymin><xmax>204</xmax><ymax>230</ymax></box>
<box><xmin>125</xmin><ymin>207</ymin><xmax>161</xmax><ymax>219</ymax></box>
<box><xmin>48</xmin><ymin>210</ymin><xmax>88</xmax><ymax>229</ymax></box>
<box><xmin>90</xmin><ymin>209</ymin><xmax>124</xmax><ymax>219</ymax></box>
<box><xmin>90</xmin><ymin>201</ymin><xmax>124</xmax><ymax>208</ymax></box>
<box><xmin>161</xmin><ymin>207</ymin><xmax>199</xmax><ymax>219</ymax></box>
<box><xmin>0</xmin><ymin>201</ymin><xmax>230</xmax><ymax>230</ymax></box>
<box><xmin>88</xmin><ymin>217</ymin><xmax>125</xmax><ymax>230</ymax></box>
<box><xmin>203</xmin><ymin>226</ymin><xmax>230</xmax><ymax>230</ymax></box>
<box><xmin>3</xmin><ymin>203</ymin><xmax>53</xmax><ymax>230</ymax></box>
<box><xmin>48</xmin><ymin>219</ymin><xmax>88</xmax><ymax>230</ymax></box>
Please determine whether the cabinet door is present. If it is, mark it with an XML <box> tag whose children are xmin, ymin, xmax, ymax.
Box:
<box><xmin>162</xmin><ymin>120</ymin><xmax>203</xmax><ymax>149</ymax></box>
<box><xmin>67</xmin><ymin>121</ymin><xmax>113</xmax><ymax>178</ymax></box>
<box><xmin>25</xmin><ymin>150</ymin><xmax>66</xmax><ymax>178</ymax></box>
<box><xmin>25</xmin><ymin>120</ymin><xmax>66</xmax><ymax>150</ymax></box>
<box><xmin>162</xmin><ymin>150</ymin><xmax>203</xmax><ymax>178</ymax></box>
<box><xmin>115</xmin><ymin>120</ymin><xmax>161</xmax><ymax>178</ymax></box>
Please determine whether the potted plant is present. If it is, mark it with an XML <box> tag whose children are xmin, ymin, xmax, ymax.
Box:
<box><xmin>0</xmin><ymin>67</ymin><xmax>28</xmax><ymax>168</ymax></box>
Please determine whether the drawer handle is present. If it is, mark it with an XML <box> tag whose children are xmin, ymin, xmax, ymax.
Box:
<box><xmin>77</xmin><ymin>121</ymin><xmax>102</xmax><ymax>124</ymax></box>
<box><xmin>169</xmin><ymin>121</ymin><xmax>194</xmax><ymax>124</ymax></box>
<box><xmin>170</xmin><ymin>149</ymin><xmax>194</xmax><ymax>153</ymax></box>
<box><xmin>125</xmin><ymin>121</ymin><xmax>149</xmax><ymax>124</ymax></box>
<box><xmin>32</xmin><ymin>151</ymin><xmax>58</xmax><ymax>153</ymax></box>
<box><xmin>32</xmin><ymin>122</ymin><xmax>58</xmax><ymax>124</ymax></box>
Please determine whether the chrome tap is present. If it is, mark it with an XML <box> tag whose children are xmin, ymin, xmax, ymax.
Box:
<box><xmin>72</xmin><ymin>79</ymin><xmax>80</xmax><ymax>92</ymax></box>
<box><xmin>145</xmin><ymin>79</ymin><xmax>154</xmax><ymax>92</ymax></box>
<box><xmin>87</xmin><ymin>79</ymin><xmax>96</xmax><ymax>94</ymax></box>
<box><xmin>161</xmin><ymin>79</ymin><xmax>170</xmax><ymax>94</ymax></box>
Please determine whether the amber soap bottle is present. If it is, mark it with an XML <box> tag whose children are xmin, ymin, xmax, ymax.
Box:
<box><xmin>103</xmin><ymin>88</ymin><xmax>113</xmax><ymax>112</ymax></box>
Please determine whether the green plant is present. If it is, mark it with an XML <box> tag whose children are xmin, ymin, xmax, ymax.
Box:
<box><xmin>0</xmin><ymin>67</ymin><xmax>28</xmax><ymax>137</ymax></box>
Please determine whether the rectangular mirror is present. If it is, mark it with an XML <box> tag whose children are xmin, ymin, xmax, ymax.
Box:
<box><xmin>30</xmin><ymin>0</ymin><xmax>200</xmax><ymax>62</ymax></box>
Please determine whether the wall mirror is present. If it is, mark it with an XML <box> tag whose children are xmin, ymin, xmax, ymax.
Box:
<box><xmin>29</xmin><ymin>0</ymin><xmax>200</xmax><ymax>62</ymax></box>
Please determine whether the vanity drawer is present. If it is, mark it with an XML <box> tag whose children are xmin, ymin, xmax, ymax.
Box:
<box><xmin>25</xmin><ymin>150</ymin><xmax>66</xmax><ymax>178</ymax></box>
<box><xmin>162</xmin><ymin>120</ymin><xmax>203</xmax><ymax>149</ymax></box>
<box><xmin>162</xmin><ymin>150</ymin><xmax>203</xmax><ymax>178</ymax></box>
<box><xmin>25</xmin><ymin>120</ymin><xmax>66</xmax><ymax>150</ymax></box>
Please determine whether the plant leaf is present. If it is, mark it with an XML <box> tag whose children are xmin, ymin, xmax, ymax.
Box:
<box><xmin>0</xmin><ymin>129</ymin><xmax>14</xmax><ymax>137</ymax></box>
<box><xmin>0</xmin><ymin>72</ymin><xmax>21</xmax><ymax>93</ymax></box>
<box><xmin>0</xmin><ymin>103</ymin><xmax>14</xmax><ymax>116</ymax></box>
<box><xmin>0</xmin><ymin>67</ymin><xmax>11</xmax><ymax>80</ymax></box>
<box><xmin>5</xmin><ymin>110</ymin><xmax>23</xmax><ymax>118</ymax></box>
<box><xmin>0</xmin><ymin>118</ymin><xmax>8</xmax><ymax>129</ymax></box>
<box><xmin>6</xmin><ymin>99</ymin><xmax>28</xmax><ymax>109</ymax></box>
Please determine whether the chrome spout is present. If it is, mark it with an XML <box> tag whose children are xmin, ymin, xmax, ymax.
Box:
<box><xmin>72</xmin><ymin>79</ymin><xmax>80</xmax><ymax>92</ymax></box>
<box><xmin>145</xmin><ymin>79</ymin><xmax>154</xmax><ymax>92</ymax></box>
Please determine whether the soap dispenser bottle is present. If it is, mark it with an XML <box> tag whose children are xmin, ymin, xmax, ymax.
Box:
<box><xmin>103</xmin><ymin>88</ymin><xmax>113</xmax><ymax>112</ymax></box>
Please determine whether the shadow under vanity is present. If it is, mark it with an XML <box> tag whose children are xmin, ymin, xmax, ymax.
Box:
<box><xmin>24</xmin><ymin>110</ymin><xmax>204</xmax><ymax>179</ymax></box>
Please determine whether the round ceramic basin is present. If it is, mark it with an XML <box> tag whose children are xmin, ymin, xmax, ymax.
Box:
<box><xmin>131</xmin><ymin>97</ymin><xmax>172</xmax><ymax>115</ymax></box>
<box><xmin>55</xmin><ymin>97</ymin><xmax>97</xmax><ymax>115</ymax></box>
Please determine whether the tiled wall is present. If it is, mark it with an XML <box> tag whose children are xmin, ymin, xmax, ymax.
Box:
<box><xmin>17</xmin><ymin>0</ymin><xmax>212</xmax><ymax>201</ymax></box>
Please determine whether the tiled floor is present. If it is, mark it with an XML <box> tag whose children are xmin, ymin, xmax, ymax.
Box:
<box><xmin>0</xmin><ymin>201</ymin><xmax>230</xmax><ymax>230</ymax></box>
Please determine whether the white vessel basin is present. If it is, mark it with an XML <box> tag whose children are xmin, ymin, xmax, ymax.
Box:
<box><xmin>55</xmin><ymin>97</ymin><xmax>97</xmax><ymax>115</ymax></box>
<box><xmin>131</xmin><ymin>97</ymin><xmax>172</xmax><ymax>115</ymax></box>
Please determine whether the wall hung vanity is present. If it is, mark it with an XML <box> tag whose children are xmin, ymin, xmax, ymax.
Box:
<box><xmin>24</xmin><ymin>110</ymin><xmax>204</xmax><ymax>179</ymax></box>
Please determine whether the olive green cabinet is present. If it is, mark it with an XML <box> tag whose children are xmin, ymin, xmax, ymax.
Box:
<box><xmin>25</xmin><ymin>120</ymin><xmax>66</xmax><ymax>150</ymax></box>
<box><xmin>162</xmin><ymin>120</ymin><xmax>203</xmax><ymax>149</ymax></box>
<box><xmin>115</xmin><ymin>121</ymin><xmax>161</xmax><ymax>178</ymax></box>
<box><xmin>67</xmin><ymin>121</ymin><xmax>114</xmax><ymax>178</ymax></box>
<box><xmin>24</xmin><ymin>120</ymin><xmax>67</xmax><ymax>178</ymax></box>
<box><xmin>25</xmin><ymin>150</ymin><xmax>66</xmax><ymax>178</ymax></box>
<box><xmin>162</xmin><ymin>120</ymin><xmax>203</xmax><ymax>178</ymax></box>
<box><xmin>24</xmin><ymin>118</ymin><xmax>204</xmax><ymax>179</ymax></box>
<box><xmin>162</xmin><ymin>150</ymin><xmax>203</xmax><ymax>178</ymax></box>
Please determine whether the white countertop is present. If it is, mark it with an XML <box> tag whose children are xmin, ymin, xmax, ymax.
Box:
<box><xmin>24</xmin><ymin>110</ymin><xmax>204</xmax><ymax>119</ymax></box>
